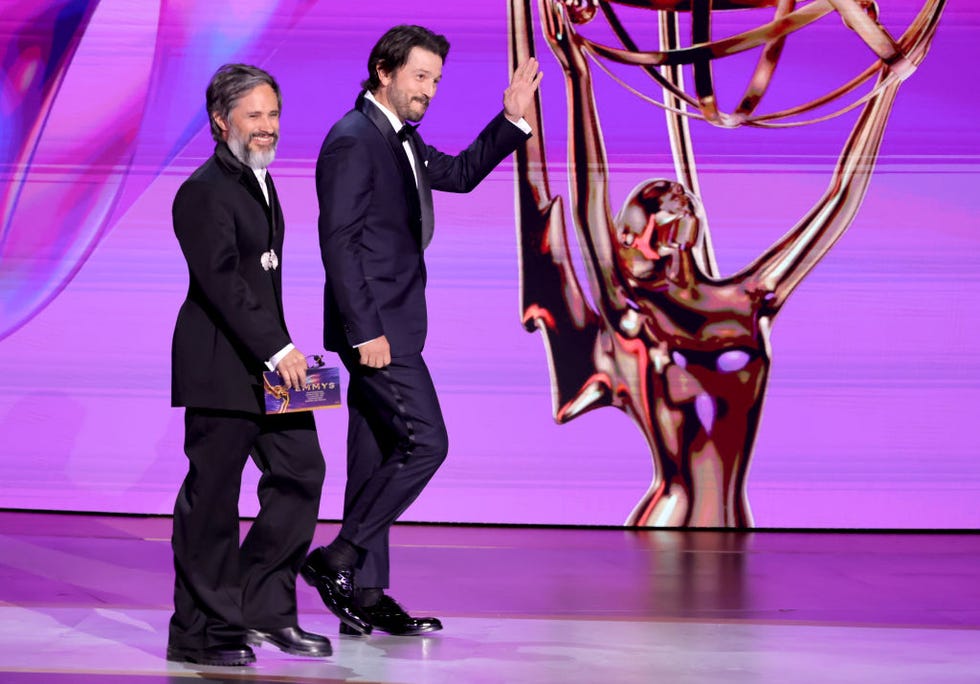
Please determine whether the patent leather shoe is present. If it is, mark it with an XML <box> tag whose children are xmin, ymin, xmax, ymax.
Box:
<box><xmin>340</xmin><ymin>594</ymin><xmax>443</xmax><ymax>636</ymax></box>
<box><xmin>300</xmin><ymin>547</ymin><xmax>372</xmax><ymax>635</ymax></box>
<box><xmin>166</xmin><ymin>642</ymin><xmax>256</xmax><ymax>667</ymax></box>
<box><xmin>246</xmin><ymin>625</ymin><xmax>332</xmax><ymax>657</ymax></box>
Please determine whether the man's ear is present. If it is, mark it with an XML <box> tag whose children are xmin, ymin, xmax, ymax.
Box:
<box><xmin>376</xmin><ymin>62</ymin><xmax>392</xmax><ymax>87</ymax></box>
<box><xmin>213</xmin><ymin>112</ymin><xmax>228</xmax><ymax>135</ymax></box>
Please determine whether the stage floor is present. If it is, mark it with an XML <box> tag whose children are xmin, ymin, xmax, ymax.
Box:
<box><xmin>0</xmin><ymin>511</ymin><xmax>978</xmax><ymax>683</ymax></box>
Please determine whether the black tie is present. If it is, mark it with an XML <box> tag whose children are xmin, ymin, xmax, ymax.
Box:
<box><xmin>397</xmin><ymin>124</ymin><xmax>414</xmax><ymax>142</ymax></box>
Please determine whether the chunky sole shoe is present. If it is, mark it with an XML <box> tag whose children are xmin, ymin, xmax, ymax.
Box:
<box><xmin>166</xmin><ymin>644</ymin><xmax>256</xmax><ymax>667</ymax></box>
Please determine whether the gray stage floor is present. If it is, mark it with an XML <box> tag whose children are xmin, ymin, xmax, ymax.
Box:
<box><xmin>0</xmin><ymin>511</ymin><xmax>978</xmax><ymax>683</ymax></box>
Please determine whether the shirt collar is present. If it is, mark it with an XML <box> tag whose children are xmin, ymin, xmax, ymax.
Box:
<box><xmin>364</xmin><ymin>90</ymin><xmax>405</xmax><ymax>135</ymax></box>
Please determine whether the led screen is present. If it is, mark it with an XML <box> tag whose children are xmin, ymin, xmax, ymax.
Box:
<box><xmin>0</xmin><ymin>0</ymin><xmax>976</xmax><ymax>528</ymax></box>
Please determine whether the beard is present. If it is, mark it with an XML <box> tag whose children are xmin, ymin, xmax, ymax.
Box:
<box><xmin>387</xmin><ymin>85</ymin><xmax>430</xmax><ymax>123</ymax></box>
<box><xmin>227</xmin><ymin>127</ymin><xmax>278</xmax><ymax>170</ymax></box>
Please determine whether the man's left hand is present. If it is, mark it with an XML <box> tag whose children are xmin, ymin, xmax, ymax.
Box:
<box><xmin>503</xmin><ymin>57</ymin><xmax>543</xmax><ymax>123</ymax></box>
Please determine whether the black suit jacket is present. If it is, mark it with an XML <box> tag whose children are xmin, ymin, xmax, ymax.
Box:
<box><xmin>316</xmin><ymin>93</ymin><xmax>529</xmax><ymax>356</ymax></box>
<box><xmin>171</xmin><ymin>143</ymin><xmax>291</xmax><ymax>413</ymax></box>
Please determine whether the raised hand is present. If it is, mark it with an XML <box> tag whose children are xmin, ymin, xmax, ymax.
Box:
<box><xmin>503</xmin><ymin>57</ymin><xmax>544</xmax><ymax>122</ymax></box>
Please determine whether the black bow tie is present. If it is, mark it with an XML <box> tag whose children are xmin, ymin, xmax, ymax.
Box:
<box><xmin>397</xmin><ymin>124</ymin><xmax>415</xmax><ymax>142</ymax></box>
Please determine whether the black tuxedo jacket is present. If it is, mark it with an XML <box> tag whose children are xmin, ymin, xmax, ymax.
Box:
<box><xmin>171</xmin><ymin>143</ymin><xmax>291</xmax><ymax>413</ymax></box>
<box><xmin>316</xmin><ymin>93</ymin><xmax>529</xmax><ymax>356</ymax></box>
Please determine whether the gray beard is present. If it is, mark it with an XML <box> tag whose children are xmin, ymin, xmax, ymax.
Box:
<box><xmin>228</xmin><ymin>134</ymin><xmax>276</xmax><ymax>170</ymax></box>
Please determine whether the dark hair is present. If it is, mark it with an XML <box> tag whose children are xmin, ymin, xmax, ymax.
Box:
<box><xmin>206</xmin><ymin>63</ymin><xmax>282</xmax><ymax>142</ymax></box>
<box><xmin>361</xmin><ymin>25</ymin><xmax>450</xmax><ymax>93</ymax></box>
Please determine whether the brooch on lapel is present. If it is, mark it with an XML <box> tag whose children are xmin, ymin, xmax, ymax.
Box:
<box><xmin>260</xmin><ymin>249</ymin><xmax>279</xmax><ymax>271</ymax></box>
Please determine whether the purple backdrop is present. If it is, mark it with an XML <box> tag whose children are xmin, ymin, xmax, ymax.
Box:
<box><xmin>0</xmin><ymin>1</ymin><xmax>977</xmax><ymax>527</ymax></box>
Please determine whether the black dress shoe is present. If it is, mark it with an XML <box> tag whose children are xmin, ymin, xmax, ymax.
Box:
<box><xmin>166</xmin><ymin>643</ymin><xmax>256</xmax><ymax>666</ymax></box>
<box><xmin>247</xmin><ymin>625</ymin><xmax>332</xmax><ymax>657</ymax></box>
<box><xmin>340</xmin><ymin>594</ymin><xmax>443</xmax><ymax>636</ymax></box>
<box><xmin>300</xmin><ymin>548</ymin><xmax>372</xmax><ymax>635</ymax></box>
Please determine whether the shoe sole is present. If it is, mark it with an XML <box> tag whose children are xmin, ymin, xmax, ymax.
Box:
<box><xmin>340</xmin><ymin>622</ymin><xmax>443</xmax><ymax>637</ymax></box>
<box><xmin>166</xmin><ymin>648</ymin><xmax>256</xmax><ymax>667</ymax></box>
<box><xmin>300</xmin><ymin>565</ymin><xmax>373</xmax><ymax>635</ymax></box>
<box><xmin>246</xmin><ymin>635</ymin><xmax>332</xmax><ymax>658</ymax></box>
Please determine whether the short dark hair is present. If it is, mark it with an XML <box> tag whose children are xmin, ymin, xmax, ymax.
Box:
<box><xmin>206</xmin><ymin>63</ymin><xmax>281</xmax><ymax>142</ymax></box>
<box><xmin>362</xmin><ymin>25</ymin><xmax>450</xmax><ymax>93</ymax></box>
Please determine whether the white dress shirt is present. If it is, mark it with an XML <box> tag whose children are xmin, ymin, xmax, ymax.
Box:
<box><xmin>252</xmin><ymin>167</ymin><xmax>270</xmax><ymax>204</ymax></box>
<box><xmin>249</xmin><ymin>167</ymin><xmax>294</xmax><ymax>369</ymax></box>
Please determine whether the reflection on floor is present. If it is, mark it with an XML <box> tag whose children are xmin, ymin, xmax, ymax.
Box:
<box><xmin>0</xmin><ymin>511</ymin><xmax>978</xmax><ymax>683</ymax></box>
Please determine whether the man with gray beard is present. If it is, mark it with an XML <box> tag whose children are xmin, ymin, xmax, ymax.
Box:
<box><xmin>168</xmin><ymin>63</ymin><xmax>330</xmax><ymax>666</ymax></box>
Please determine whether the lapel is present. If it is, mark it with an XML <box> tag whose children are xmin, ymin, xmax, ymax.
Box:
<box><xmin>214</xmin><ymin>143</ymin><xmax>284</xmax><ymax>313</ymax></box>
<box><xmin>264</xmin><ymin>171</ymin><xmax>281</xmax><ymax>240</ymax></box>
<box><xmin>403</xmin><ymin>125</ymin><xmax>435</xmax><ymax>249</ymax></box>
<box><xmin>215</xmin><ymin>142</ymin><xmax>278</xmax><ymax>239</ymax></box>
<box><xmin>356</xmin><ymin>93</ymin><xmax>433</xmax><ymax>249</ymax></box>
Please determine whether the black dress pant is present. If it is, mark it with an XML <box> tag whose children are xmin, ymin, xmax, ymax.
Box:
<box><xmin>339</xmin><ymin>351</ymin><xmax>449</xmax><ymax>588</ymax></box>
<box><xmin>169</xmin><ymin>408</ymin><xmax>324</xmax><ymax>649</ymax></box>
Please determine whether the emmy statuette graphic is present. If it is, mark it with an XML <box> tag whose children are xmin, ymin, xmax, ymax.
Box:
<box><xmin>508</xmin><ymin>0</ymin><xmax>945</xmax><ymax>526</ymax></box>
